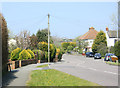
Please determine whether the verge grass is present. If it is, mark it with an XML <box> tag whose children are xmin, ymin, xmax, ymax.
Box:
<box><xmin>36</xmin><ymin>64</ymin><xmax>48</xmax><ymax>68</ymax></box>
<box><xmin>26</xmin><ymin>69</ymin><xmax>100</xmax><ymax>86</ymax></box>
<box><xmin>106</xmin><ymin>61</ymin><xmax>120</xmax><ymax>66</ymax></box>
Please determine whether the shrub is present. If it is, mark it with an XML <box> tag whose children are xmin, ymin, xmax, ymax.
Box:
<box><xmin>32</xmin><ymin>50</ymin><xmax>45</xmax><ymax>60</ymax></box>
<box><xmin>56</xmin><ymin>48</ymin><xmax>63</xmax><ymax>61</ymax></box>
<box><xmin>38</xmin><ymin>42</ymin><xmax>48</xmax><ymax>51</ymax></box>
<box><xmin>78</xmin><ymin>49</ymin><xmax>83</xmax><ymax>54</ymax></box>
<box><xmin>50</xmin><ymin>44</ymin><xmax>56</xmax><ymax>62</ymax></box>
<box><xmin>44</xmin><ymin>51</ymin><xmax>48</xmax><ymax>61</ymax></box>
<box><xmin>11</xmin><ymin>48</ymin><xmax>21</xmax><ymax>61</ymax></box>
<box><xmin>19</xmin><ymin>49</ymin><xmax>31</xmax><ymax>60</ymax></box>
<box><xmin>67</xmin><ymin>45</ymin><xmax>74</xmax><ymax>54</ymax></box>
<box><xmin>61</xmin><ymin>42</ymin><xmax>76</xmax><ymax>51</ymax></box>
<box><xmin>27</xmin><ymin>49</ymin><xmax>35</xmax><ymax>59</ymax></box>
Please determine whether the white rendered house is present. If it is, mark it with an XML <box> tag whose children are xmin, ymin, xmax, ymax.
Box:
<box><xmin>79</xmin><ymin>27</ymin><xmax>98</xmax><ymax>52</ymax></box>
<box><xmin>105</xmin><ymin>27</ymin><xmax>117</xmax><ymax>47</ymax></box>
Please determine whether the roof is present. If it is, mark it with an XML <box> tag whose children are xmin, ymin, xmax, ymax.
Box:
<box><xmin>79</xmin><ymin>27</ymin><xmax>98</xmax><ymax>40</ymax></box>
<box><xmin>107</xmin><ymin>30</ymin><xmax>117</xmax><ymax>38</ymax></box>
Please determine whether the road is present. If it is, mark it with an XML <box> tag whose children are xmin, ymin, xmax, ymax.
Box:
<box><xmin>50</xmin><ymin>54</ymin><xmax>118</xmax><ymax>86</ymax></box>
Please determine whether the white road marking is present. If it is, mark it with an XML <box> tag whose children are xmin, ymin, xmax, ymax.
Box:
<box><xmin>104</xmin><ymin>71</ymin><xmax>117</xmax><ymax>75</ymax></box>
<box><xmin>88</xmin><ymin>68</ymin><xmax>97</xmax><ymax>71</ymax></box>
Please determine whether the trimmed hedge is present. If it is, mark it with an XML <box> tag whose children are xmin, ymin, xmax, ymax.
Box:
<box><xmin>19</xmin><ymin>49</ymin><xmax>31</xmax><ymax>60</ymax></box>
<box><xmin>27</xmin><ymin>49</ymin><xmax>35</xmax><ymax>59</ymax></box>
<box><xmin>11</xmin><ymin>48</ymin><xmax>21</xmax><ymax>61</ymax></box>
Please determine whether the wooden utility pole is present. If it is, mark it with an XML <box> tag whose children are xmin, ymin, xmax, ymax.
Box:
<box><xmin>48</xmin><ymin>13</ymin><xmax>50</xmax><ymax>63</ymax></box>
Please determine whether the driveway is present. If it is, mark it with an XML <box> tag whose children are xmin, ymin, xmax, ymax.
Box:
<box><xmin>50</xmin><ymin>54</ymin><xmax>118</xmax><ymax>86</ymax></box>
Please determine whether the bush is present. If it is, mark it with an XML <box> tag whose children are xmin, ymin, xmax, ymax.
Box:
<box><xmin>19</xmin><ymin>49</ymin><xmax>31</xmax><ymax>60</ymax></box>
<box><xmin>56</xmin><ymin>48</ymin><xmax>63</xmax><ymax>61</ymax></box>
<box><xmin>27</xmin><ymin>49</ymin><xmax>35</xmax><ymax>59</ymax></box>
<box><xmin>32</xmin><ymin>50</ymin><xmax>45</xmax><ymax>60</ymax></box>
<box><xmin>44</xmin><ymin>51</ymin><xmax>48</xmax><ymax>61</ymax></box>
<box><xmin>67</xmin><ymin>45</ymin><xmax>73</xmax><ymax>53</ymax></box>
<box><xmin>11</xmin><ymin>48</ymin><xmax>21</xmax><ymax>61</ymax></box>
<box><xmin>61</xmin><ymin>42</ymin><xmax>76</xmax><ymax>51</ymax></box>
<box><xmin>38</xmin><ymin>42</ymin><xmax>48</xmax><ymax>51</ymax></box>
<box><xmin>50</xmin><ymin>44</ymin><xmax>56</xmax><ymax>62</ymax></box>
<box><xmin>78</xmin><ymin>49</ymin><xmax>83</xmax><ymax>54</ymax></box>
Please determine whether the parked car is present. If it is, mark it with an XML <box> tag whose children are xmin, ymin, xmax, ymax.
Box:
<box><xmin>86</xmin><ymin>52</ymin><xmax>94</xmax><ymax>57</ymax></box>
<box><xmin>94</xmin><ymin>53</ymin><xmax>101</xmax><ymax>59</ymax></box>
<box><xmin>104</xmin><ymin>53</ymin><xmax>118</xmax><ymax>62</ymax></box>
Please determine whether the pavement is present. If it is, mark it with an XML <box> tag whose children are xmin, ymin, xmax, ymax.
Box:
<box><xmin>50</xmin><ymin>54</ymin><xmax>119</xmax><ymax>86</ymax></box>
<box><xmin>2</xmin><ymin>63</ymin><xmax>49</xmax><ymax>86</ymax></box>
<box><xmin>2</xmin><ymin>54</ymin><xmax>119</xmax><ymax>86</ymax></box>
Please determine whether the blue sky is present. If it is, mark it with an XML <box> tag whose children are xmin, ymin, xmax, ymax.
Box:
<box><xmin>1</xmin><ymin>2</ymin><xmax>117</xmax><ymax>39</ymax></box>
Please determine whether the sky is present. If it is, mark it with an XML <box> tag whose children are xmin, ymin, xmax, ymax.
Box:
<box><xmin>1</xmin><ymin>2</ymin><xmax>118</xmax><ymax>39</ymax></box>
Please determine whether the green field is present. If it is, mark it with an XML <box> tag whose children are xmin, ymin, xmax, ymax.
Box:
<box><xmin>26</xmin><ymin>69</ymin><xmax>100</xmax><ymax>86</ymax></box>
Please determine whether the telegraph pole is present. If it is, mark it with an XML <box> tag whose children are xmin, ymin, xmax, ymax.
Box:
<box><xmin>48</xmin><ymin>13</ymin><xmax>50</xmax><ymax>63</ymax></box>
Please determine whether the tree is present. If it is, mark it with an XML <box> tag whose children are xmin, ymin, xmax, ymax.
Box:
<box><xmin>97</xmin><ymin>43</ymin><xmax>108</xmax><ymax>56</ymax></box>
<box><xmin>0</xmin><ymin>13</ymin><xmax>8</xmax><ymax>73</ymax></box>
<box><xmin>114</xmin><ymin>41</ymin><xmax>120</xmax><ymax>57</ymax></box>
<box><xmin>92</xmin><ymin>31</ymin><xmax>107</xmax><ymax>54</ymax></box>
<box><xmin>15</xmin><ymin>30</ymin><xmax>31</xmax><ymax>50</ymax></box>
<box><xmin>51</xmin><ymin>36</ymin><xmax>62</xmax><ymax>48</ymax></box>
<box><xmin>36</xmin><ymin>29</ymin><xmax>48</xmax><ymax>43</ymax></box>
<box><xmin>76</xmin><ymin>39</ymin><xmax>88</xmax><ymax>53</ymax></box>
<box><xmin>29</xmin><ymin>34</ymin><xmax>38</xmax><ymax>50</ymax></box>
<box><xmin>109</xmin><ymin>46</ymin><xmax>114</xmax><ymax>54</ymax></box>
<box><xmin>8</xmin><ymin>39</ymin><xmax>17</xmax><ymax>53</ymax></box>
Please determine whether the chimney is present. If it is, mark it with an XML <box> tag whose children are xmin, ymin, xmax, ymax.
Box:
<box><xmin>89</xmin><ymin>27</ymin><xmax>94</xmax><ymax>30</ymax></box>
<box><xmin>106</xmin><ymin>27</ymin><xmax>109</xmax><ymax>31</ymax></box>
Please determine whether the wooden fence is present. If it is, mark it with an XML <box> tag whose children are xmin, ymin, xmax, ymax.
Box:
<box><xmin>8</xmin><ymin>59</ymin><xmax>39</xmax><ymax>71</ymax></box>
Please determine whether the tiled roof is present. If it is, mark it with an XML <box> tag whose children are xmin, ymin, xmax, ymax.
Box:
<box><xmin>107</xmin><ymin>30</ymin><xmax>117</xmax><ymax>38</ymax></box>
<box><xmin>79</xmin><ymin>27</ymin><xmax>98</xmax><ymax>40</ymax></box>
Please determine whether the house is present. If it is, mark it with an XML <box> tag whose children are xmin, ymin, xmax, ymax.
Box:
<box><xmin>105</xmin><ymin>27</ymin><xmax>118</xmax><ymax>47</ymax></box>
<box><xmin>79</xmin><ymin>27</ymin><xmax>98</xmax><ymax>52</ymax></box>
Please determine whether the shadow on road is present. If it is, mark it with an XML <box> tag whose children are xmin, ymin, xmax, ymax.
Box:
<box><xmin>2</xmin><ymin>70</ymin><xmax>19</xmax><ymax>86</ymax></box>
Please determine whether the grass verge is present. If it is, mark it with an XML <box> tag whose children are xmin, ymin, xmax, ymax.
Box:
<box><xmin>26</xmin><ymin>69</ymin><xmax>100</xmax><ymax>86</ymax></box>
<box><xmin>106</xmin><ymin>61</ymin><xmax>120</xmax><ymax>66</ymax></box>
<box><xmin>36</xmin><ymin>64</ymin><xmax>48</xmax><ymax>68</ymax></box>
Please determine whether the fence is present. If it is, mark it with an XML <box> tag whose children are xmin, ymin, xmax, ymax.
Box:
<box><xmin>8</xmin><ymin>59</ymin><xmax>39</xmax><ymax>71</ymax></box>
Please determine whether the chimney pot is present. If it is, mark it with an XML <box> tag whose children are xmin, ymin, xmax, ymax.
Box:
<box><xmin>106</xmin><ymin>27</ymin><xmax>109</xmax><ymax>31</ymax></box>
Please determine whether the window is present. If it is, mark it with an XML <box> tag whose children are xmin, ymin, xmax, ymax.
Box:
<box><xmin>90</xmin><ymin>41</ymin><xmax>92</xmax><ymax>43</ymax></box>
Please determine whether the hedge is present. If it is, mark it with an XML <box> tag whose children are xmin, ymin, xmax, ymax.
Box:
<box><xmin>19</xmin><ymin>49</ymin><xmax>31</xmax><ymax>60</ymax></box>
<box><xmin>27</xmin><ymin>49</ymin><xmax>35</xmax><ymax>59</ymax></box>
<box><xmin>11</xmin><ymin>48</ymin><xmax>21</xmax><ymax>61</ymax></box>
